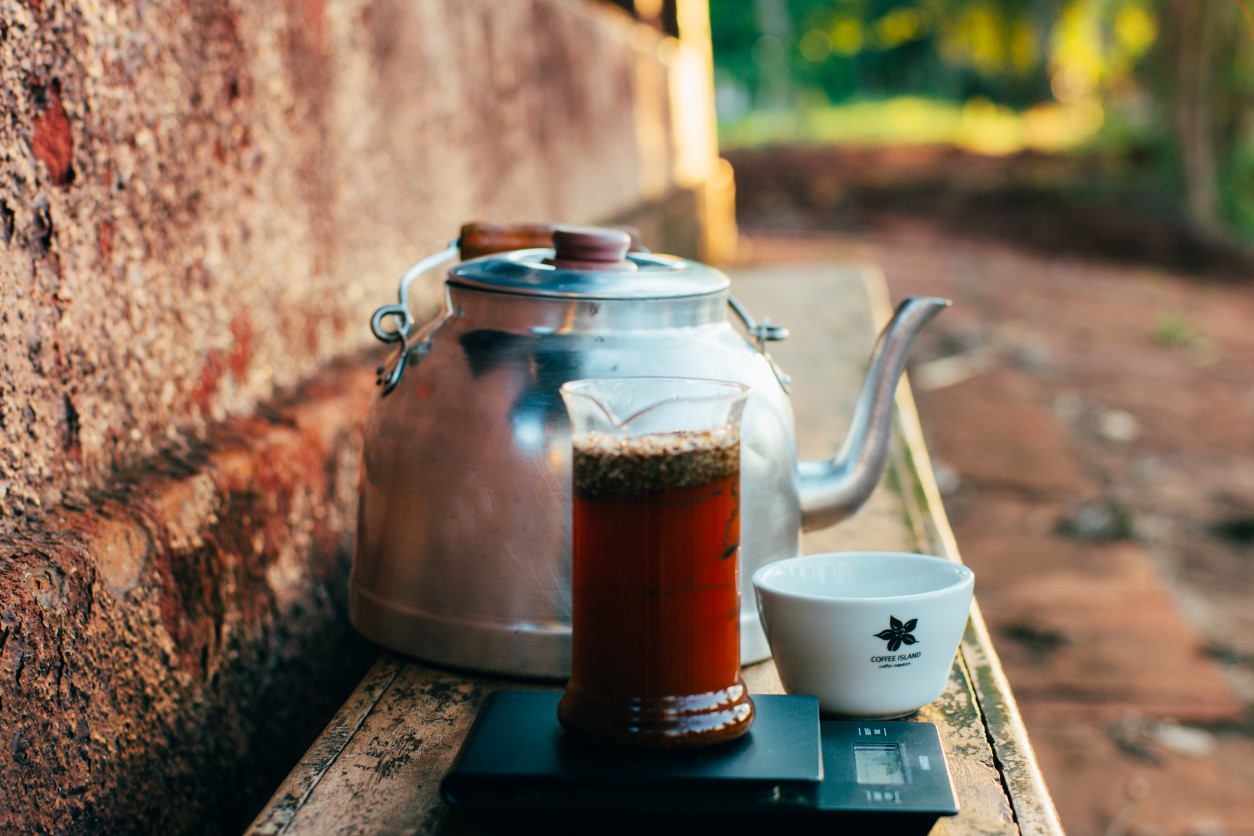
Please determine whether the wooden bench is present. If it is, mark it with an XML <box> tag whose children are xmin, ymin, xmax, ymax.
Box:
<box><xmin>248</xmin><ymin>264</ymin><xmax>1063</xmax><ymax>835</ymax></box>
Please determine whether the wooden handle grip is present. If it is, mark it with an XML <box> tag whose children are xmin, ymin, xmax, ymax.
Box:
<box><xmin>459</xmin><ymin>222</ymin><xmax>559</xmax><ymax>260</ymax></box>
<box><xmin>459</xmin><ymin>222</ymin><xmax>646</xmax><ymax>260</ymax></box>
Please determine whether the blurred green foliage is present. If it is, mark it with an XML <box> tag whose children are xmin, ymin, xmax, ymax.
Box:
<box><xmin>710</xmin><ymin>0</ymin><xmax>1254</xmax><ymax>238</ymax></box>
<box><xmin>711</xmin><ymin>0</ymin><xmax>1157</xmax><ymax>114</ymax></box>
<box><xmin>1152</xmin><ymin>310</ymin><xmax>1205</xmax><ymax>348</ymax></box>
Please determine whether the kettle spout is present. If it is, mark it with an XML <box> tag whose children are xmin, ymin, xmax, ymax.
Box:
<box><xmin>798</xmin><ymin>296</ymin><xmax>950</xmax><ymax>531</ymax></box>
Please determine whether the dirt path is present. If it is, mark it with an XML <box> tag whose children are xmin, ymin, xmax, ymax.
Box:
<box><xmin>734</xmin><ymin>215</ymin><xmax>1254</xmax><ymax>833</ymax></box>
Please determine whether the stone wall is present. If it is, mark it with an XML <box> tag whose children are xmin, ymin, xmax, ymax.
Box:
<box><xmin>0</xmin><ymin>0</ymin><xmax>721</xmax><ymax>831</ymax></box>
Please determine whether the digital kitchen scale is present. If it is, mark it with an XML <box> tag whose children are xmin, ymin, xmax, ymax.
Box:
<box><xmin>441</xmin><ymin>690</ymin><xmax>958</xmax><ymax>834</ymax></box>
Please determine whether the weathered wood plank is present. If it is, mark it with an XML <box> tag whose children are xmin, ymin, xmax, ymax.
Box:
<box><xmin>249</xmin><ymin>264</ymin><xmax>1061</xmax><ymax>834</ymax></box>
<box><xmin>744</xmin><ymin>268</ymin><xmax>1020</xmax><ymax>834</ymax></box>
<box><xmin>892</xmin><ymin>384</ymin><xmax>1064</xmax><ymax>836</ymax></box>
<box><xmin>250</xmin><ymin>656</ymin><xmax>405</xmax><ymax>835</ymax></box>
<box><xmin>921</xmin><ymin>657</ymin><xmax>1019</xmax><ymax>835</ymax></box>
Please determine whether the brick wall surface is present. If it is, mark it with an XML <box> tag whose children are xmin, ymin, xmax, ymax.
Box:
<box><xmin>0</xmin><ymin>0</ymin><xmax>716</xmax><ymax>831</ymax></box>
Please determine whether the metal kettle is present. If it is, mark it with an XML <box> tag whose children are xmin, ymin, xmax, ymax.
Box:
<box><xmin>350</xmin><ymin>223</ymin><xmax>948</xmax><ymax>677</ymax></box>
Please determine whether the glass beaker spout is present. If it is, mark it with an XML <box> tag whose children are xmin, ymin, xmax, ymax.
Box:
<box><xmin>561</xmin><ymin>376</ymin><xmax>750</xmax><ymax>436</ymax></box>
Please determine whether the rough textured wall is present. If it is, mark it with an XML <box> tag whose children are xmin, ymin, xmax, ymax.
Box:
<box><xmin>0</xmin><ymin>0</ymin><xmax>716</xmax><ymax>831</ymax></box>
<box><xmin>1</xmin><ymin>363</ymin><xmax>377</xmax><ymax>834</ymax></box>
<box><xmin>0</xmin><ymin>0</ymin><xmax>686</xmax><ymax>533</ymax></box>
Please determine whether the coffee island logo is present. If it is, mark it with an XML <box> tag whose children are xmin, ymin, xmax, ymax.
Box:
<box><xmin>875</xmin><ymin>615</ymin><xmax>918</xmax><ymax>651</ymax></box>
<box><xmin>871</xmin><ymin>615</ymin><xmax>922</xmax><ymax>667</ymax></box>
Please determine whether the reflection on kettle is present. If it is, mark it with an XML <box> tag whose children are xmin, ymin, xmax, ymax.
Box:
<box><xmin>459</xmin><ymin>329</ymin><xmax>582</xmax><ymax>451</ymax></box>
<box><xmin>349</xmin><ymin>224</ymin><xmax>948</xmax><ymax>678</ymax></box>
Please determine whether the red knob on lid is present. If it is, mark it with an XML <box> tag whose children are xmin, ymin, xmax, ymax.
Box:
<box><xmin>548</xmin><ymin>226</ymin><xmax>637</xmax><ymax>272</ymax></box>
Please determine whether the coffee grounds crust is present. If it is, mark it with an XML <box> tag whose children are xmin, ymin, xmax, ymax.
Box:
<box><xmin>572</xmin><ymin>429</ymin><xmax>739</xmax><ymax>498</ymax></box>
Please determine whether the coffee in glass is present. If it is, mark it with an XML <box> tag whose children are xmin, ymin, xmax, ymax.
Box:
<box><xmin>558</xmin><ymin>377</ymin><xmax>754</xmax><ymax>748</ymax></box>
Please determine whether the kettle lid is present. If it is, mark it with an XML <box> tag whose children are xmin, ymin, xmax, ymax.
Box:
<box><xmin>447</xmin><ymin>226</ymin><xmax>729</xmax><ymax>300</ymax></box>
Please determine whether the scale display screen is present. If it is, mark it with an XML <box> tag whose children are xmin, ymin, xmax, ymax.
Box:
<box><xmin>853</xmin><ymin>744</ymin><xmax>906</xmax><ymax>785</ymax></box>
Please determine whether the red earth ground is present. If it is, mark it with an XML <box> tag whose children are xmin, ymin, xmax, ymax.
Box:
<box><xmin>730</xmin><ymin>146</ymin><xmax>1254</xmax><ymax>835</ymax></box>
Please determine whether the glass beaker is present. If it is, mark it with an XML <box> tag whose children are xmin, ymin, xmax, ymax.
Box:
<box><xmin>558</xmin><ymin>377</ymin><xmax>755</xmax><ymax>748</ymax></box>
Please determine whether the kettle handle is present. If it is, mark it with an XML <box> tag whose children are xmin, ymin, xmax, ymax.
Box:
<box><xmin>370</xmin><ymin>240</ymin><xmax>459</xmax><ymax>346</ymax></box>
<box><xmin>370</xmin><ymin>223</ymin><xmax>636</xmax><ymax>346</ymax></box>
<box><xmin>370</xmin><ymin>240</ymin><xmax>459</xmax><ymax>393</ymax></box>
<box><xmin>370</xmin><ymin>223</ymin><xmax>650</xmax><ymax>393</ymax></box>
<box><xmin>727</xmin><ymin>294</ymin><xmax>793</xmax><ymax>392</ymax></box>
<box><xmin>458</xmin><ymin>222</ymin><xmax>559</xmax><ymax>259</ymax></box>
<box><xmin>728</xmin><ymin>294</ymin><xmax>790</xmax><ymax>350</ymax></box>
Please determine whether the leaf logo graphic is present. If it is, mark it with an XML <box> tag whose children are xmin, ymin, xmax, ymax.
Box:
<box><xmin>874</xmin><ymin>616</ymin><xmax>919</xmax><ymax>651</ymax></box>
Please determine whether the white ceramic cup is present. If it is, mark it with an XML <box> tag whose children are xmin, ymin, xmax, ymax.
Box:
<box><xmin>752</xmin><ymin>552</ymin><xmax>974</xmax><ymax>718</ymax></box>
